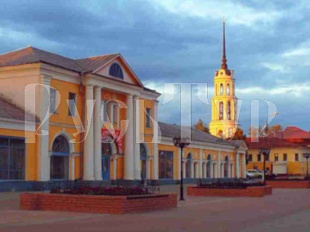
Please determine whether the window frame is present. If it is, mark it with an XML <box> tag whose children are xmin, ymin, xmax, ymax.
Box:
<box><xmin>295</xmin><ymin>153</ymin><xmax>299</xmax><ymax>161</ymax></box>
<box><xmin>146</xmin><ymin>107</ymin><xmax>151</xmax><ymax>128</ymax></box>
<box><xmin>257</xmin><ymin>154</ymin><xmax>261</xmax><ymax>162</ymax></box>
<box><xmin>68</xmin><ymin>92</ymin><xmax>76</xmax><ymax>117</ymax></box>
<box><xmin>49</xmin><ymin>88</ymin><xmax>57</xmax><ymax>114</ymax></box>
<box><xmin>0</xmin><ymin>136</ymin><xmax>25</xmax><ymax>181</ymax></box>
<box><xmin>274</xmin><ymin>153</ymin><xmax>279</xmax><ymax>162</ymax></box>
<box><xmin>283</xmin><ymin>153</ymin><xmax>287</xmax><ymax>162</ymax></box>
<box><xmin>159</xmin><ymin>150</ymin><xmax>174</xmax><ymax>179</ymax></box>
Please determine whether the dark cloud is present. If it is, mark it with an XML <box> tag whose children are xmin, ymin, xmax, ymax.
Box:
<box><xmin>0</xmin><ymin>0</ymin><xmax>309</xmax><ymax>130</ymax></box>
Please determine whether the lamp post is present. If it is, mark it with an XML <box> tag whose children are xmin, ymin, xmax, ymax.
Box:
<box><xmin>302</xmin><ymin>153</ymin><xmax>310</xmax><ymax>180</ymax></box>
<box><xmin>258</xmin><ymin>112</ymin><xmax>277</xmax><ymax>184</ymax></box>
<box><xmin>173</xmin><ymin>137</ymin><xmax>190</xmax><ymax>201</ymax></box>
<box><xmin>258</xmin><ymin>145</ymin><xmax>270</xmax><ymax>185</ymax></box>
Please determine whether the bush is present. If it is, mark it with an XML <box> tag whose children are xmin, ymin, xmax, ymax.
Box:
<box><xmin>50</xmin><ymin>186</ymin><xmax>149</xmax><ymax>196</ymax></box>
<box><xmin>196</xmin><ymin>179</ymin><xmax>265</xmax><ymax>189</ymax></box>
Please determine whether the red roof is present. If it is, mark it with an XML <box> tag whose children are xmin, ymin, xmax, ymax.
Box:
<box><xmin>269</xmin><ymin>126</ymin><xmax>310</xmax><ymax>140</ymax></box>
<box><xmin>245</xmin><ymin>137</ymin><xmax>303</xmax><ymax>149</ymax></box>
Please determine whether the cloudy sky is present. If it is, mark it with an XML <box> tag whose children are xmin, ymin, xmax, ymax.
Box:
<box><xmin>0</xmin><ymin>0</ymin><xmax>309</xmax><ymax>133</ymax></box>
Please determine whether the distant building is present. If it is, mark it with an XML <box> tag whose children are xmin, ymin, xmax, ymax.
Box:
<box><xmin>246</xmin><ymin>126</ymin><xmax>310</xmax><ymax>175</ymax></box>
<box><xmin>0</xmin><ymin>44</ymin><xmax>247</xmax><ymax>190</ymax></box>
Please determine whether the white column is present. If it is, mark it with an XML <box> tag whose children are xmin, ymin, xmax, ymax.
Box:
<box><xmin>236</xmin><ymin>153</ymin><xmax>240</xmax><ymax>178</ymax></box>
<box><xmin>199</xmin><ymin>150</ymin><xmax>203</xmax><ymax>178</ymax></box>
<box><xmin>134</xmin><ymin>96</ymin><xmax>141</xmax><ymax>180</ymax></box>
<box><xmin>218</xmin><ymin>151</ymin><xmax>221</xmax><ymax>178</ymax></box>
<box><xmin>71</xmin><ymin>155</ymin><xmax>75</xmax><ymax>180</ymax></box>
<box><xmin>210</xmin><ymin>162</ymin><xmax>213</xmax><ymax>178</ymax></box>
<box><xmin>153</xmin><ymin>101</ymin><xmax>159</xmax><ymax>180</ymax></box>
<box><xmin>242</xmin><ymin>153</ymin><xmax>247</xmax><ymax>178</ymax></box>
<box><xmin>146</xmin><ymin>157</ymin><xmax>151</xmax><ymax>179</ymax></box>
<box><xmin>38</xmin><ymin>75</ymin><xmax>51</xmax><ymax>181</ymax></box>
<box><xmin>124</xmin><ymin>94</ymin><xmax>134</xmax><ymax>180</ymax></box>
<box><xmin>232</xmin><ymin>163</ymin><xmax>235</xmax><ymax>177</ymax></box>
<box><xmin>191</xmin><ymin>162</ymin><xmax>194</xmax><ymax>178</ymax></box>
<box><xmin>83</xmin><ymin>85</ymin><xmax>95</xmax><ymax>180</ymax></box>
<box><xmin>94</xmin><ymin>86</ymin><xmax>102</xmax><ymax>180</ymax></box>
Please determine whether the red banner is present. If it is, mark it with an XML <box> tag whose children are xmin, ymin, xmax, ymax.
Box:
<box><xmin>101</xmin><ymin>128</ymin><xmax>124</xmax><ymax>154</ymax></box>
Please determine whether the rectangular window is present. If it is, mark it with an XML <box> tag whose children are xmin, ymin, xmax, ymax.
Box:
<box><xmin>274</xmin><ymin>153</ymin><xmax>279</xmax><ymax>162</ymax></box>
<box><xmin>68</xmin><ymin>93</ymin><xmax>76</xmax><ymax>116</ymax></box>
<box><xmin>146</xmin><ymin>108</ymin><xmax>151</xmax><ymax>128</ymax></box>
<box><xmin>295</xmin><ymin>153</ymin><xmax>299</xmax><ymax>161</ymax></box>
<box><xmin>283</xmin><ymin>153</ymin><xmax>287</xmax><ymax>161</ymax></box>
<box><xmin>265</xmin><ymin>154</ymin><xmax>270</xmax><ymax>161</ymax></box>
<box><xmin>257</xmin><ymin>154</ymin><xmax>261</xmax><ymax>162</ymax></box>
<box><xmin>159</xmin><ymin>151</ymin><xmax>173</xmax><ymax>179</ymax></box>
<box><xmin>112</xmin><ymin>104</ymin><xmax>118</xmax><ymax>124</ymax></box>
<box><xmin>248</xmin><ymin>154</ymin><xmax>253</xmax><ymax>162</ymax></box>
<box><xmin>0</xmin><ymin>137</ymin><xmax>25</xmax><ymax>180</ymax></box>
<box><xmin>101</xmin><ymin>101</ymin><xmax>108</xmax><ymax>122</ymax></box>
<box><xmin>50</xmin><ymin>88</ymin><xmax>57</xmax><ymax>113</ymax></box>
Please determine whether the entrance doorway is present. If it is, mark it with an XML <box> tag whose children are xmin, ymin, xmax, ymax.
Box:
<box><xmin>102</xmin><ymin>140</ymin><xmax>112</xmax><ymax>180</ymax></box>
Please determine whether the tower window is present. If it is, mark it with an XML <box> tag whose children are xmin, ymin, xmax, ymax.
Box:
<box><xmin>220</xmin><ymin>84</ymin><xmax>223</xmax><ymax>95</ymax></box>
<box><xmin>219</xmin><ymin>101</ymin><xmax>223</xmax><ymax>120</ymax></box>
<box><xmin>227</xmin><ymin>84</ymin><xmax>230</xmax><ymax>95</ymax></box>
<box><xmin>109</xmin><ymin>63</ymin><xmax>123</xmax><ymax>79</ymax></box>
<box><xmin>227</xmin><ymin>101</ymin><xmax>231</xmax><ymax>120</ymax></box>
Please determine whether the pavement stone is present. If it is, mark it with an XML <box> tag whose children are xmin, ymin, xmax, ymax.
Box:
<box><xmin>0</xmin><ymin>185</ymin><xmax>309</xmax><ymax>232</ymax></box>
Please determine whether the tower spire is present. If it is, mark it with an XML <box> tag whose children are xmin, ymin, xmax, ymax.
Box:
<box><xmin>221</xmin><ymin>17</ymin><xmax>228</xmax><ymax>70</ymax></box>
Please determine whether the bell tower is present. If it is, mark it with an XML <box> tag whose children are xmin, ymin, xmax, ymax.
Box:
<box><xmin>209</xmin><ymin>19</ymin><xmax>238</xmax><ymax>138</ymax></box>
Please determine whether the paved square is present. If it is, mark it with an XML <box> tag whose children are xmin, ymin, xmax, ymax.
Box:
<box><xmin>0</xmin><ymin>185</ymin><xmax>310</xmax><ymax>232</ymax></box>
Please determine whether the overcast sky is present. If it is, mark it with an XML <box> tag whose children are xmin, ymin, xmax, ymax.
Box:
<box><xmin>0</xmin><ymin>0</ymin><xmax>309</xmax><ymax>133</ymax></box>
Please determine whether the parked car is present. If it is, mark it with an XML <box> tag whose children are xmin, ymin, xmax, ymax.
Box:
<box><xmin>246</xmin><ymin>169</ymin><xmax>263</xmax><ymax>179</ymax></box>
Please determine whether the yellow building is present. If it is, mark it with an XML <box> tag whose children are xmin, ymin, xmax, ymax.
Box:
<box><xmin>209</xmin><ymin>20</ymin><xmax>238</xmax><ymax>138</ymax></box>
<box><xmin>0</xmin><ymin>46</ymin><xmax>247</xmax><ymax>191</ymax></box>
<box><xmin>246</xmin><ymin>138</ymin><xmax>310</xmax><ymax>175</ymax></box>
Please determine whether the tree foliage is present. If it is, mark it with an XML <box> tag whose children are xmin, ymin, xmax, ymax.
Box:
<box><xmin>248</xmin><ymin>124</ymin><xmax>283</xmax><ymax>137</ymax></box>
<box><xmin>231</xmin><ymin>127</ymin><xmax>246</xmax><ymax>140</ymax></box>
<box><xmin>194</xmin><ymin>119</ymin><xmax>209</xmax><ymax>133</ymax></box>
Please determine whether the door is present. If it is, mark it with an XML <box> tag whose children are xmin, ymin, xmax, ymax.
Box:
<box><xmin>102</xmin><ymin>156</ymin><xmax>110</xmax><ymax>180</ymax></box>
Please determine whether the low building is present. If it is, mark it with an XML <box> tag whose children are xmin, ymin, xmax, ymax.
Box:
<box><xmin>0</xmin><ymin>46</ymin><xmax>247</xmax><ymax>191</ymax></box>
<box><xmin>246</xmin><ymin>137</ymin><xmax>310</xmax><ymax>175</ymax></box>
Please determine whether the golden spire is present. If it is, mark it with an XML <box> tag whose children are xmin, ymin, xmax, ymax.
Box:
<box><xmin>221</xmin><ymin>17</ymin><xmax>228</xmax><ymax>70</ymax></box>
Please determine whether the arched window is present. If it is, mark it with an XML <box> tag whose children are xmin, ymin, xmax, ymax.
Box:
<box><xmin>227</xmin><ymin>101</ymin><xmax>231</xmax><ymax>120</ymax></box>
<box><xmin>227</xmin><ymin>84</ymin><xmax>230</xmax><ymax>95</ymax></box>
<box><xmin>220</xmin><ymin>84</ymin><xmax>223</xmax><ymax>95</ymax></box>
<box><xmin>50</xmin><ymin>135</ymin><xmax>70</xmax><ymax>180</ymax></box>
<box><xmin>219</xmin><ymin>101</ymin><xmax>223</xmax><ymax>120</ymax></box>
<box><xmin>109</xmin><ymin>63</ymin><xmax>123</xmax><ymax>79</ymax></box>
<box><xmin>186</xmin><ymin>153</ymin><xmax>192</xmax><ymax>178</ymax></box>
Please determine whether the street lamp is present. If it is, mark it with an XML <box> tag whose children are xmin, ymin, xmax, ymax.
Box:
<box><xmin>302</xmin><ymin>153</ymin><xmax>310</xmax><ymax>180</ymax></box>
<box><xmin>258</xmin><ymin>146</ymin><xmax>270</xmax><ymax>184</ymax></box>
<box><xmin>258</xmin><ymin>112</ymin><xmax>277</xmax><ymax>184</ymax></box>
<box><xmin>173</xmin><ymin>137</ymin><xmax>190</xmax><ymax>201</ymax></box>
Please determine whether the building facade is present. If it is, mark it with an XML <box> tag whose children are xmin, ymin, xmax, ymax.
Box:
<box><xmin>0</xmin><ymin>46</ymin><xmax>247</xmax><ymax>189</ymax></box>
<box><xmin>246</xmin><ymin>137</ymin><xmax>310</xmax><ymax>175</ymax></box>
<box><xmin>209</xmin><ymin>20</ymin><xmax>238</xmax><ymax>138</ymax></box>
